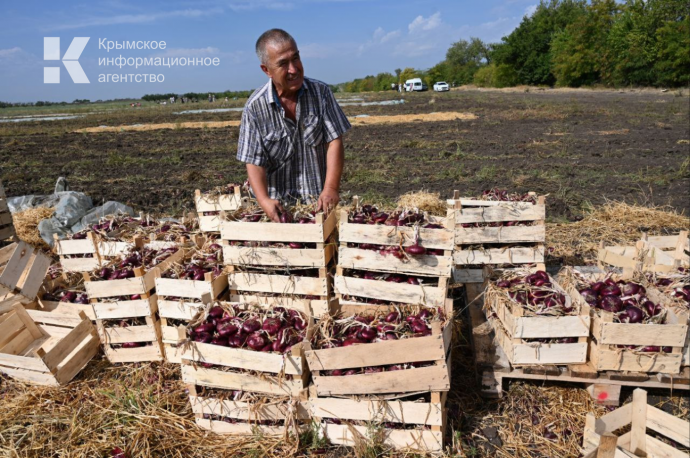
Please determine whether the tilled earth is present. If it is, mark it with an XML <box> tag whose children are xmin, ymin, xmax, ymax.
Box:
<box><xmin>1</xmin><ymin>88</ymin><xmax>688</xmax><ymax>219</ymax></box>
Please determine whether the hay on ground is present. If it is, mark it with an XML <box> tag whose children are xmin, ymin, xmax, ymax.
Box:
<box><xmin>546</xmin><ymin>201</ymin><xmax>690</xmax><ymax>265</ymax></box>
<box><xmin>396</xmin><ymin>191</ymin><xmax>448</xmax><ymax>216</ymax></box>
<box><xmin>11</xmin><ymin>207</ymin><xmax>54</xmax><ymax>250</ymax></box>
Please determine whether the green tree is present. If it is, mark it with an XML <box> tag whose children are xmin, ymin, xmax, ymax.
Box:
<box><xmin>654</xmin><ymin>14</ymin><xmax>690</xmax><ymax>86</ymax></box>
<box><xmin>492</xmin><ymin>0</ymin><xmax>588</xmax><ymax>85</ymax></box>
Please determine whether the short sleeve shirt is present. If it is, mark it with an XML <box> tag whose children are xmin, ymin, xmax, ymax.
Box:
<box><xmin>236</xmin><ymin>77</ymin><xmax>351</xmax><ymax>203</ymax></box>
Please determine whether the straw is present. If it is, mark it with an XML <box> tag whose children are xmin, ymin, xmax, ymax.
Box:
<box><xmin>11</xmin><ymin>207</ymin><xmax>55</xmax><ymax>250</ymax></box>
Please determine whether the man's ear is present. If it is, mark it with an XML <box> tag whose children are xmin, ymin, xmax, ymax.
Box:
<box><xmin>260</xmin><ymin>64</ymin><xmax>270</xmax><ymax>78</ymax></box>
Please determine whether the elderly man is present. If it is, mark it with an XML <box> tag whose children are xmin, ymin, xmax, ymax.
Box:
<box><xmin>237</xmin><ymin>29</ymin><xmax>351</xmax><ymax>222</ymax></box>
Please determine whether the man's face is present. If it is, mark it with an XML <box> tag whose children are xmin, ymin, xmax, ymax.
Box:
<box><xmin>261</xmin><ymin>41</ymin><xmax>304</xmax><ymax>97</ymax></box>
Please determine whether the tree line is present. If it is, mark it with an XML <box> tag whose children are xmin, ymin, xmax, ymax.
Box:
<box><xmin>140</xmin><ymin>89</ymin><xmax>254</xmax><ymax>102</ymax></box>
<box><xmin>340</xmin><ymin>0</ymin><xmax>689</xmax><ymax>91</ymax></box>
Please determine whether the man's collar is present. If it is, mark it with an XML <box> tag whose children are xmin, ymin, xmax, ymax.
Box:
<box><xmin>267</xmin><ymin>78</ymin><xmax>309</xmax><ymax>106</ymax></box>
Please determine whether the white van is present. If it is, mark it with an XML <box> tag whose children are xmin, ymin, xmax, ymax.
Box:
<box><xmin>405</xmin><ymin>78</ymin><xmax>428</xmax><ymax>92</ymax></box>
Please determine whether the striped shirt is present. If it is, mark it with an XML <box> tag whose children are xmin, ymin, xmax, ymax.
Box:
<box><xmin>236</xmin><ymin>77</ymin><xmax>351</xmax><ymax>203</ymax></box>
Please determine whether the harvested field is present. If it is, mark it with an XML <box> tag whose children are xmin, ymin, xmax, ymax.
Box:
<box><xmin>1</xmin><ymin>88</ymin><xmax>688</xmax><ymax>220</ymax></box>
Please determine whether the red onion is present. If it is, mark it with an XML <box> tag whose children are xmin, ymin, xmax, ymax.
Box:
<box><xmin>208</xmin><ymin>306</ymin><xmax>224</xmax><ymax>318</ymax></box>
<box><xmin>357</xmin><ymin>327</ymin><xmax>377</xmax><ymax>341</ymax></box>
<box><xmin>591</xmin><ymin>281</ymin><xmax>606</xmax><ymax>292</ymax></box>
<box><xmin>599</xmin><ymin>295</ymin><xmax>623</xmax><ymax>312</ymax></box>
<box><xmin>217</xmin><ymin>322</ymin><xmax>238</xmax><ymax>337</ymax></box>
<box><xmin>405</xmin><ymin>244</ymin><xmax>426</xmax><ymax>255</ymax></box>
<box><xmin>578</xmin><ymin>288</ymin><xmax>598</xmax><ymax>305</ymax></box>
<box><xmin>262</xmin><ymin>317</ymin><xmax>282</xmax><ymax>336</ymax></box>
<box><xmin>620</xmin><ymin>282</ymin><xmax>641</xmax><ymax>296</ymax></box>
<box><xmin>342</xmin><ymin>338</ymin><xmax>364</xmax><ymax>347</ymax></box>
<box><xmin>211</xmin><ymin>336</ymin><xmax>229</xmax><ymax>346</ymax></box>
<box><xmin>600</xmin><ymin>284</ymin><xmax>622</xmax><ymax>296</ymax></box>
<box><xmin>194</xmin><ymin>323</ymin><xmax>215</xmax><ymax>334</ymax></box>
<box><xmin>193</xmin><ymin>332</ymin><xmax>213</xmax><ymax>343</ymax></box>
<box><xmin>407</xmin><ymin>277</ymin><xmax>420</xmax><ymax>285</ymax></box>
<box><xmin>384</xmin><ymin>311</ymin><xmax>400</xmax><ymax>323</ymax></box>
<box><xmin>279</xmin><ymin>212</ymin><xmax>293</xmax><ymax>223</ymax></box>
<box><xmin>242</xmin><ymin>319</ymin><xmax>261</xmax><ymax>333</ymax></box>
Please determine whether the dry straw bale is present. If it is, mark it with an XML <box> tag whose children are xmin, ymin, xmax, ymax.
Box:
<box><xmin>11</xmin><ymin>207</ymin><xmax>54</xmax><ymax>250</ymax></box>
<box><xmin>396</xmin><ymin>190</ymin><xmax>448</xmax><ymax>216</ymax></box>
<box><xmin>546</xmin><ymin>201</ymin><xmax>690</xmax><ymax>265</ymax></box>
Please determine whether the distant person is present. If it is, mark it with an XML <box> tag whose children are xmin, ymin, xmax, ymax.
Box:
<box><xmin>236</xmin><ymin>28</ymin><xmax>351</xmax><ymax>221</ymax></box>
<box><xmin>225</xmin><ymin>97</ymin><xmax>229</xmax><ymax>103</ymax></box>
<box><xmin>208</xmin><ymin>93</ymin><xmax>212</xmax><ymax>103</ymax></box>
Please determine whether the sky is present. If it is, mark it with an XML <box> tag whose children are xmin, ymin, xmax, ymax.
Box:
<box><xmin>0</xmin><ymin>0</ymin><xmax>538</xmax><ymax>103</ymax></box>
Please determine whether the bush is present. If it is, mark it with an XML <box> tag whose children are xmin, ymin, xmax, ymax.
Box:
<box><xmin>473</xmin><ymin>64</ymin><xmax>519</xmax><ymax>88</ymax></box>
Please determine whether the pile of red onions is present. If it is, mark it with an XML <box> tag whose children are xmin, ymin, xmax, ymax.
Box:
<box><xmin>480</xmin><ymin>188</ymin><xmax>537</xmax><ymax>203</ymax></box>
<box><xmin>188</xmin><ymin>305</ymin><xmax>307</xmax><ymax>354</ymax></box>
<box><xmin>651</xmin><ymin>270</ymin><xmax>690</xmax><ymax>307</ymax></box>
<box><xmin>227</xmin><ymin>240</ymin><xmax>317</xmax><ymax>250</ymax></box>
<box><xmin>314</xmin><ymin>308</ymin><xmax>442</xmax><ymax>376</ymax></box>
<box><xmin>346</xmin><ymin>269</ymin><xmax>429</xmax><ymax>286</ymax></box>
<box><xmin>577</xmin><ymin>277</ymin><xmax>667</xmax><ymax>325</ymax></box>
<box><xmin>92</xmin><ymin>247</ymin><xmax>177</xmax><ymax>282</ymax></box>
<box><xmin>346</xmin><ymin>242</ymin><xmax>444</xmax><ymax>257</ymax></box>
<box><xmin>340</xmin><ymin>295</ymin><xmax>408</xmax><ymax>306</ymax></box>
<box><xmin>494</xmin><ymin>270</ymin><xmax>572</xmax><ymax>315</ymax></box>
<box><xmin>348</xmin><ymin>204</ymin><xmax>443</xmax><ymax>229</ymax></box>
<box><xmin>43</xmin><ymin>288</ymin><xmax>89</xmax><ymax>305</ymax></box>
<box><xmin>161</xmin><ymin>244</ymin><xmax>223</xmax><ymax>281</ymax></box>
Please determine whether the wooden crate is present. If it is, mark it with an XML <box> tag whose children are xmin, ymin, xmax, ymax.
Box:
<box><xmin>305</xmin><ymin>301</ymin><xmax>452</xmax><ymax>397</ymax></box>
<box><xmin>195</xmin><ymin>187</ymin><xmax>248</xmax><ymax>233</ymax></box>
<box><xmin>180</xmin><ymin>304</ymin><xmax>314</xmax><ymax>396</ymax></box>
<box><xmin>583</xmin><ymin>388</ymin><xmax>689</xmax><ymax>458</ymax></box>
<box><xmin>311</xmin><ymin>391</ymin><xmax>447</xmax><ymax>452</ymax></box>
<box><xmin>484</xmin><ymin>270</ymin><xmax>590</xmax><ymax>366</ymax></box>
<box><xmin>561</xmin><ymin>269</ymin><xmax>688</xmax><ymax>374</ymax></box>
<box><xmin>84</xmin><ymin>247</ymin><xmax>184</xmax><ymax>363</ymax></box>
<box><xmin>0</xmin><ymin>180</ymin><xmax>16</xmax><ymax>242</ymax></box>
<box><xmin>39</xmin><ymin>272</ymin><xmax>95</xmax><ymax>320</ymax></box>
<box><xmin>0</xmin><ymin>241</ymin><xmax>52</xmax><ymax>307</ymax></box>
<box><xmin>188</xmin><ymin>385</ymin><xmax>310</xmax><ymax>436</ymax></box>
<box><xmin>156</xmin><ymin>258</ymin><xmax>228</xmax><ymax>362</ymax></box>
<box><xmin>54</xmin><ymin>232</ymin><xmax>134</xmax><ymax>273</ymax></box>
<box><xmin>222</xmin><ymin>239</ymin><xmax>336</xmax><ymax>269</ymax></box>
<box><xmin>0</xmin><ymin>303</ymin><xmax>99</xmax><ymax>386</ymax></box>
<box><xmin>220</xmin><ymin>210</ymin><xmax>336</xmax><ymax>246</ymax></box>
<box><xmin>448</xmin><ymin>191</ymin><xmax>546</xmax><ymax>284</ymax></box>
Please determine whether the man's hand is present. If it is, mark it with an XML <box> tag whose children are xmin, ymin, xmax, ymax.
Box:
<box><xmin>317</xmin><ymin>187</ymin><xmax>339</xmax><ymax>213</ymax></box>
<box><xmin>258</xmin><ymin>197</ymin><xmax>284</xmax><ymax>222</ymax></box>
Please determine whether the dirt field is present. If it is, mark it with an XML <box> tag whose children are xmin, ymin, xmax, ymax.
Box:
<box><xmin>1</xmin><ymin>88</ymin><xmax>688</xmax><ymax>220</ymax></box>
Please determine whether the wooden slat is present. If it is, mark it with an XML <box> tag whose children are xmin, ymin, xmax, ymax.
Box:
<box><xmin>96</xmin><ymin>241</ymin><xmax>133</xmax><ymax>257</ymax></box>
<box><xmin>309</xmin><ymin>397</ymin><xmax>443</xmax><ymax>426</ymax></box>
<box><xmin>229</xmin><ymin>295</ymin><xmax>332</xmax><ymax>317</ymax></box>
<box><xmin>0</xmin><ymin>328</ymin><xmax>37</xmax><ymax>356</ymax></box>
<box><xmin>104</xmin><ymin>324</ymin><xmax>158</xmax><ymax>344</ymax></box>
<box><xmin>195</xmin><ymin>189</ymin><xmax>244</xmax><ymax>212</ymax></box>
<box><xmin>334</xmin><ymin>275</ymin><xmax>447</xmax><ymax>307</ymax></box>
<box><xmin>0</xmin><ymin>365</ymin><xmax>59</xmax><ymax>386</ymax></box>
<box><xmin>181</xmin><ymin>341</ymin><xmax>303</xmax><ymax>375</ymax></box>
<box><xmin>181</xmin><ymin>364</ymin><xmax>303</xmax><ymax>396</ymax></box>
<box><xmin>220</xmin><ymin>211</ymin><xmax>335</xmax><ymax>243</ymax></box>
<box><xmin>455</xmin><ymin>225</ymin><xmax>545</xmax><ymax>244</ymax></box>
<box><xmin>0</xmin><ymin>225</ymin><xmax>15</xmax><ymax>241</ymax></box>
<box><xmin>312</xmin><ymin>364</ymin><xmax>450</xmax><ymax>395</ymax></box>
<box><xmin>155</xmin><ymin>277</ymin><xmax>215</xmax><ymax>299</ymax></box>
<box><xmin>646</xmin><ymin>405</ymin><xmax>690</xmax><ymax>448</ymax></box>
<box><xmin>321</xmin><ymin>423</ymin><xmax>443</xmax><ymax>452</ymax></box>
<box><xmin>55</xmin><ymin>239</ymin><xmax>97</xmax><ymax>256</ymax></box>
<box><xmin>27</xmin><ymin>309</ymin><xmax>84</xmax><ymax>328</ymax></box>
<box><xmin>55</xmin><ymin>335</ymin><xmax>99</xmax><ymax>384</ymax></box>
<box><xmin>599</xmin><ymin>322</ymin><xmax>687</xmax><ymax>347</ymax></box>
<box><xmin>38</xmin><ymin>301</ymin><xmax>95</xmax><ymax>320</ymax></box>
<box><xmin>339</xmin><ymin>221</ymin><xmax>453</xmax><ymax>250</ymax></box>
<box><xmin>104</xmin><ymin>344</ymin><xmax>163</xmax><ymax>363</ymax></box>
<box><xmin>85</xmin><ymin>276</ymin><xmax>147</xmax><ymax>298</ymax></box>
<box><xmin>60</xmin><ymin>257</ymin><xmax>101</xmax><ymax>272</ymax></box>
<box><xmin>453</xmin><ymin>246</ymin><xmax>545</xmax><ymax>265</ymax></box>
<box><xmin>454</xmin><ymin>204</ymin><xmax>545</xmax><ymax>224</ymax></box>
<box><xmin>630</xmin><ymin>389</ymin><xmax>647</xmax><ymax>455</ymax></box>
<box><xmin>0</xmin><ymin>212</ymin><xmax>13</xmax><ymax>226</ymax></box>
<box><xmin>589</xmin><ymin>340</ymin><xmax>682</xmax><ymax>373</ymax></box>
<box><xmin>223</xmin><ymin>245</ymin><xmax>329</xmax><ymax>268</ymax></box>
<box><xmin>92</xmin><ymin>297</ymin><xmax>156</xmax><ymax>319</ymax></box>
<box><xmin>190</xmin><ymin>396</ymin><xmax>309</xmax><ymax>421</ymax></box>
<box><xmin>195</xmin><ymin>418</ymin><xmax>292</xmax><ymax>436</ymax></box>
<box><xmin>338</xmin><ymin>247</ymin><xmax>452</xmax><ymax>277</ymax></box>
<box><xmin>198</xmin><ymin>215</ymin><xmax>223</xmax><ymax>233</ymax></box>
<box><xmin>158</xmin><ymin>300</ymin><xmax>205</xmax><ymax>321</ymax></box>
<box><xmin>0</xmin><ymin>313</ymin><xmax>23</xmax><ymax>344</ymax></box>
<box><xmin>0</xmin><ymin>352</ymin><xmax>50</xmax><ymax>372</ymax></box>
<box><xmin>305</xmin><ymin>332</ymin><xmax>445</xmax><ymax>371</ymax></box>
<box><xmin>229</xmin><ymin>272</ymin><xmax>328</xmax><ymax>296</ymax></box>
<box><xmin>0</xmin><ymin>242</ymin><xmax>31</xmax><ymax>289</ymax></box>
<box><xmin>0</xmin><ymin>199</ymin><xmax>8</xmax><ymax>213</ymax></box>
<box><xmin>644</xmin><ymin>434</ymin><xmax>688</xmax><ymax>458</ymax></box>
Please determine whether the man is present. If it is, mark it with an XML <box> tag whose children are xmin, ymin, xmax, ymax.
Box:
<box><xmin>237</xmin><ymin>29</ymin><xmax>351</xmax><ymax>222</ymax></box>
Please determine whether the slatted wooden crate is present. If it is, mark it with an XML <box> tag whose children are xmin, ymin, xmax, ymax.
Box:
<box><xmin>84</xmin><ymin>247</ymin><xmax>184</xmax><ymax>363</ymax></box>
<box><xmin>583</xmin><ymin>388</ymin><xmax>689</xmax><ymax>458</ymax></box>
<box><xmin>228</xmin><ymin>294</ymin><xmax>334</xmax><ymax>318</ymax></box>
<box><xmin>187</xmin><ymin>385</ymin><xmax>310</xmax><ymax>436</ymax></box>
<box><xmin>39</xmin><ymin>271</ymin><xmax>95</xmax><ymax>320</ymax></box>
<box><xmin>311</xmin><ymin>390</ymin><xmax>447</xmax><ymax>452</ymax></box>
<box><xmin>305</xmin><ymin>301</ymin><xmax>453</xmax><ymax>397</ymax></box>
<box><xmin>196</xmin><ymin>187</ymin><xmax>248</xmax><ymax>233</ymax></box>
<box><xmin>156</xmin><ymin>257</ymin><xmax>228</xmax><ymax>363</ymax></box>
<box><xmin>561</xmin><ymin>268</ymin><xmax>688</xmax><ymax>374</ymax></box>
<box><xmin>484</xmin><ymin>269</ymin><xmax>590</xmax><ymax>366</ymax></box>
<box><xmin>0</xmin><ymin>180</ymin><xmax>16</xmax><ymax>242</ymax></box>
<box><xmin>336</xmin><ymin>205</ymin><xmax>454</xmax><ymax>309</ymax></box>
<box><xmin>54</xmin><ymin>233</ymin><xmax>134</xmax><ymax>273</ymax></box>
<box><xmin>0</xmin><ymin>241</ymin><xmax>52</xmax><ymax>308</ymax></box>
<box><xmin>181</xmin><ymin>303</ymin><xmax>314</xmax><ymax>396</ymax></box>
<box><xmin>447</xmin><ymin>191</ymin><xmax>546</xmax><ymax>285</ymax></box>
<box><xmin>0</xmin><ymin>303</ymin><xmax>99</xmax><ymax>386</ymax></box>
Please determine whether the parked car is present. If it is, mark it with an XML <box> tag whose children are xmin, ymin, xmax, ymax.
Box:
<box><xmin>405</xmin><ymin>78</ymin><xmax>428</xmax><ymax>92</ymax></box>
<box><xmin>433</xmin><ymin>81</ymin><xmax>450</xmax><ymax>92</ymax></box>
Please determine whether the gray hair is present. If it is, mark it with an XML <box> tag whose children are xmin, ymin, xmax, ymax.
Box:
<box><xmin>255</xmin><ymin>29</ymin><xmax>296</xmax><ymax>65</ymax></box>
